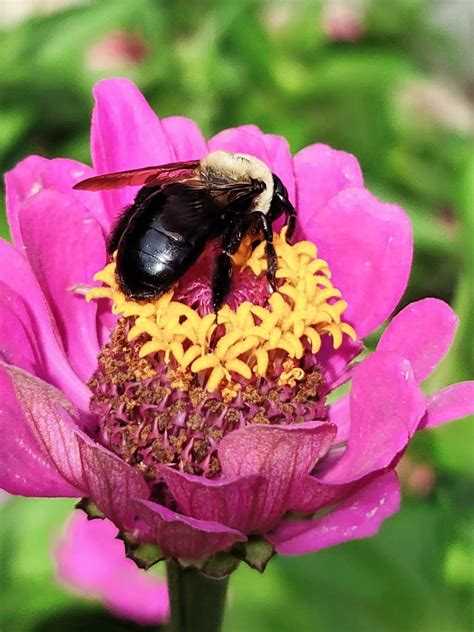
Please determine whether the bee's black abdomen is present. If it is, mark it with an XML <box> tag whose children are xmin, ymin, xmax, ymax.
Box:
<box><xmin>108</xmin><ymin>186</ymin><xmax>158</xmax><ymax>256</ymax></box>
<box><xmin>115</xmin><ymin>183</ymin><xmax>220</xmax><ymax>300</ymax></box>
<box><xmin>116</xmin><ymin>228</ymin><xmax>202</xmax><ymax>299</ymax></box>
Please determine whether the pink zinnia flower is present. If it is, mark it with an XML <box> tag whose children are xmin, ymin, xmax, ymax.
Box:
<box><xmin>55</xmin><ymin>512</ymin><xmax>169</xmax><ymax>624</ymax></box>
<box><xmin>1</xmin><ymin>79</ymin><xmax>472</xmax><ymax>570</ymax></box>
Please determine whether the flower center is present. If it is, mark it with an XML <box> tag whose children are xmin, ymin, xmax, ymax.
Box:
<box><xmin>87</xmin><ymin>229</ymin><xmax>356</xmax><ymax>483</ymax></box>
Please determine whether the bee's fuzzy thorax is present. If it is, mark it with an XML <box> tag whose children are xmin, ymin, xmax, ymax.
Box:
<box><xmin>199</xmin><ymin>150</ymin><xmax>274</xmax><ymax>214</ymax></box>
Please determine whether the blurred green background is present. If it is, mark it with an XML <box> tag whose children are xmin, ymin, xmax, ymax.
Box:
<box><xmin>0</xmin><ymin>1</ymin><xmax>473</xmax><ymax>630</ymax></box>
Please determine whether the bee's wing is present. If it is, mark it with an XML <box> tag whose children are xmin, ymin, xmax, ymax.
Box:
<box><xmin>73</xmin><ymin>160</ymin><xmax>201</xmax><ymax>191</ymax></box>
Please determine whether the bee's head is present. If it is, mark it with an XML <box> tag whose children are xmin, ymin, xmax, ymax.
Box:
<box><xmin>268</xmin><ymin>174</ymin><xmax>291</xmax><ymax>222</ymax></box>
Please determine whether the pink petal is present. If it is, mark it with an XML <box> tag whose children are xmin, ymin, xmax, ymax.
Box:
<box><xmin>0</xmin><ymin>365</ymin><xmax>85</xmax><ymax>497</ymax></box>
<box><xmin>78</xmin><ymin>436</ymin><xmax>149</xmax><ymax>532</ymax></box>
<box><xmin>420</xmin><ymin>382</ymin><xmax>474</xmax><ymax>429</ymax></box>
<box><xmin>160</xmin><ymin>467</ymin><xmax>262</xmax><ymax>532</ymax></box>
<box><xmin>0</xmin><ymin>363</ymin><xmax>147</xmax><ymax>528</ymax></box>
<box><xmin>377</xmin><ymin>298</ymin><xmax>458</xmax><ymax>383</ymax></box>
<box><xmin>295</xmin><ymin>356</ymin><xmax>356</xmax><ymax>513</ymax></box>
<box><xmin>293</xmin><ymin>143</ymin><xmax>363</xmax><ymax>232</ymax></box>
<box><xmin>269</xmin><ymin>471</ymin><xmax>400</xmax><ymax>555</ymax></box>
<box><xmin>289</xmin><ymin>399</ymin><xmax>369</xmax><ymax>515</ymax></box>
<box><xmin>0</xmin><ymin>240</ymin><xmax>90</xmax><ymax>410</ymax></box>
<box><xmin>0</xmin><ymin>284</ymin><xmax>40</xmax><ymax>374</ymax></box>
<box><xmin>161</xmin><ymin>116</ymin><xmax>208</xmax><ymax>160</ymax></box>
<box><xmin>288</xmin><ymin>475</ymin><xmax>352</xmax><ymax>515</ymax></box>
<box><xmin>35</xmin><ymin>397</ymin><xmax>151</xmax><ymax>532</ymax></box>
<box><xmin>18</xmin><ymin>190</ymin><xmax>106</xmax><ymax>383</ymax></box>
<box><xmin>96</xmin><ymin>301</ymin><xmax>118</xmax><ymax>349</ymax></box>
<box><xmin>132</xmin><ymin>499</ymin><xmax>246</xmax><ymax>559</ymax></box>
<box><xmin>209</xmin><ymin>125</ymin><xmax>296</xmax><ymax>203</ymax></box>
<box><xmin>5</xmin><ymin>155</ymin><xmax>110</xmax><ymax>238</ymax></box>
<box><xmin>328</xmin><ymin>395</ymin><xmax>350</xmax><ymax>442</ymax></box>
<box><xmin>325</xmin><ymin>351</ymin><xmax>425</xmax><ymax>483</ymax></box>
<box><xmin>317</xmin><ymin>335</ymin><xmax>363</xmax><ymax>387</ymax></box>
<box><xmin>307</xmin><ymin>187</ymin><xmax>413</xmax><ymax>338</ymax></box>
<box><xmin>56</xmin><ymin>512</ymin><xmax>169</xmax><ymax>625</ymax></box>
<box><xmin>218</xmin><ymin>422</ymin><xmax>337</xmax><ymax>531</ymax></box>
<box><xmin>91</xmin><ymin>78</ymin><xmax>175</xmax><ymax>222</ymax></box>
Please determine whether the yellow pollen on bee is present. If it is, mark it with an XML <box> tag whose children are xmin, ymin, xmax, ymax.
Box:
<box><xmin>87</xmin><ymin>228</ymin><xmax>357</xmax><ymax>394</ymax></box>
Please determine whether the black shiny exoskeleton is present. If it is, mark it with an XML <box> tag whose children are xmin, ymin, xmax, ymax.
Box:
<box><xmin>108</xmin><ymin>174</ymin><xmax>296</xmax><ymax>311</ymax></box>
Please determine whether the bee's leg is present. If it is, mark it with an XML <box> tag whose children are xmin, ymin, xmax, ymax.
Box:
<box><xmin>211</xmin><ymin>223</ymin><xmax>243</xmax><ymax>313</ymax></box>
<box><xmin>284</xmin><ymin>202</ymin><xmax>297</xmax><ymax>242</ymax></box>
<box><xmin>212</xmin><ymin>252</ymin><xmax>234</xmax><ymax>314</ymax></box>
<box><xmin>255</xmin><ymin>213</ymin><xmax>278</xmax><ymax>291</ymax></box>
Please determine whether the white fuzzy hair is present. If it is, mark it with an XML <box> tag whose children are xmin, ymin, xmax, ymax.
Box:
<box><xmin>199</xmin><ymin>150</ymin><xmax>274</xmax><ymax>214</ymax></box>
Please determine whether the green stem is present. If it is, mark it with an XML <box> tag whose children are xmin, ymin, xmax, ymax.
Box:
<box><xmin>166</xmin><ymin>560</ymin><xmax>229</xmax><ymax>632</ymax></box>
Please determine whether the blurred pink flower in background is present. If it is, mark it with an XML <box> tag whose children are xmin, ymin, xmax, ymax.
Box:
<box><xmin>55</xmin><ymin>512</ymin><xmax>169</xmax><ymax>624</ymax></box>
<box><xmin>85</xmin><ymin>31</ymin><xmax>150</xmax><ymax>71</ymax></box>
<box><xmin>0</xmin><ymin>78</ymin><xmax>473</xmax><ymax>563</ymax></box>
<box><xmin>397</xmin><ymin>455</ymin><xmax>436</xmax><ymax>498</ymax></box>
<box><xmin>321</xmin><ymin>0</ymin><xmax>366</xmax><ymax>42</ymax></box>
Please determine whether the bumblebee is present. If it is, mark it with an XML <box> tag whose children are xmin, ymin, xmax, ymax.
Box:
<box><xmin>74</xmin><ymin>151</ymin><xmax>296</xmax><ymax>311</ymax></box>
